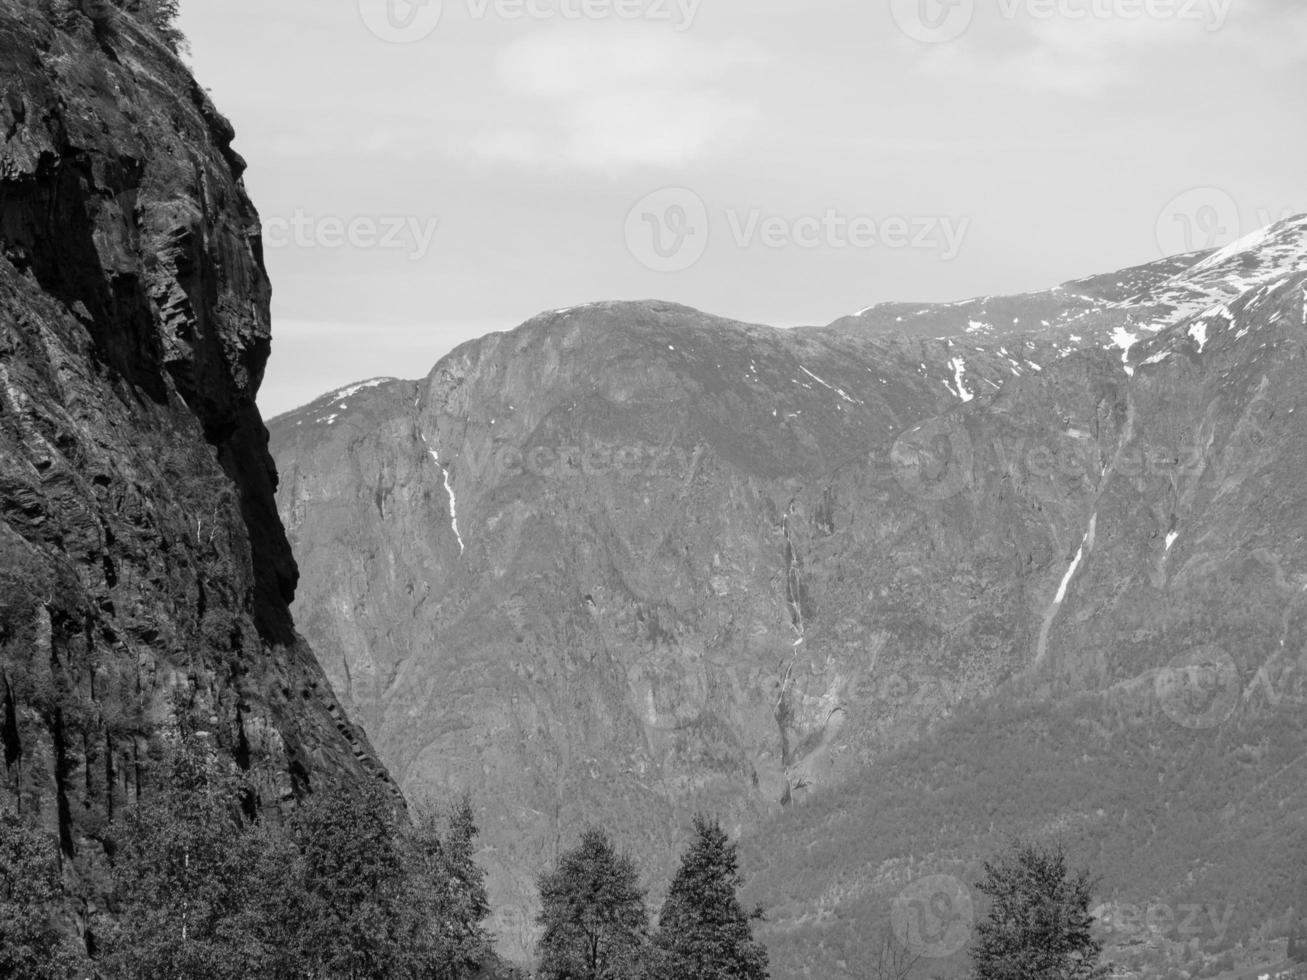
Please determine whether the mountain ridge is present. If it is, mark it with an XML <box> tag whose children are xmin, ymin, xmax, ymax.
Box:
<box><xmin>271</xmin><ymin>213</ymin><xmax>1307</xmax><ymax>971</ymax></box>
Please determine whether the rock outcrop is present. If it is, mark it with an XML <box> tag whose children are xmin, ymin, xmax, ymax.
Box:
<box><xmin>0</xmin><ymin>0</ymin><xmax>387</xmax><ymax>926</ymax></box>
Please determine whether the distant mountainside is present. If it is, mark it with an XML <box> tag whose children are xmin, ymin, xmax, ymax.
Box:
<box><xmin>0</xmin><ymin>0</ymin><xmax>387</xmax><ymax>936</ymax></box>
<box><xmin>270</xmin><ymin>215</ymin><xmax>1307</xmax><ymax>973</ymax></box>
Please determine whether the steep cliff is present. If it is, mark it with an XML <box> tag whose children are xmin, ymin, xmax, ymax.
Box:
<box><xmin>0</xmin><ymin>0</ymin><xmax>387</xmax><ymax>913</ymax></box>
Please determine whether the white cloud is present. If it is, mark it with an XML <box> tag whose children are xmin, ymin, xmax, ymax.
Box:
<box><xmin>908</xmin><ymin>0</ymin><xmax>1306</xmax><ymax>96</ymax></box>
<box><xmin>474</xmin><ymin>27</ymin><xmax>770</xmax><ymax>171</ymax></box>
<box><xmin>1225</xmin><ymin>0</ymin><xmax>1307</xmax><ymax>68</ymax></box>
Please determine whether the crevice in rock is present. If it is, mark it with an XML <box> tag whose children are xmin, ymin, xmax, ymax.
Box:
<box><xmin>51</xmin><ymin>709</ymin><xmax>75</xmax><ymax>858</ymax></box>
<box><xmin>1</xmin><ymin>671</ymin><xmax>20</xmax><ymax>770</ymax></box>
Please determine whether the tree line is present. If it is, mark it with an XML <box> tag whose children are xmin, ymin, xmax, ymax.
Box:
<box><xmin>0</xmin><ymin>724</ymin><xmax>1113</xmax><ymax>980</ymax></box>
<box><xmin>534</xmin><ymin>818</ymin><xmax>769</xmax><ymax>980</ymax></box>
<box><xmin>0</xmin><ymin>729</ymin><xmax>496</xmax><ymax>979</ymax></box>
<box><xmin>0</xmin><ymin>725</ymin><xmax>770</xmax><ymax>980</ymax></box>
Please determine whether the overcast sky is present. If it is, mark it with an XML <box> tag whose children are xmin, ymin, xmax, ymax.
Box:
<box><xmin>178</xmin><ymin>0</ymin><xmax>1307</xmax><ymax>417</ymax></box>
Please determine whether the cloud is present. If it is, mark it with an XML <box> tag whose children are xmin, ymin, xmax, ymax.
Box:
<box><xmin>1225</xmin><ymin>0</ymin><xmax>1307</xmax><ymax>68</ymax></box>
<box><xmin>907</xmin><ymin>0</ymin><xmax>1306</xmax><ymax>97</ymax></box>
<box><xmin>473</xmin><ymin>28</ymin><xmax>770</xmax><ymax>171</ymax></box>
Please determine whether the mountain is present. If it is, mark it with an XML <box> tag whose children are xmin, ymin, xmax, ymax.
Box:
<box><xmin>269</xmin><ymin>215</ymin><xmax>1307</xmax><ymax>971</ymax></box>
<box><xmin>0</xmin><ymin>0</ymin><xmax>388</xmax><ymax>935</ymax></box>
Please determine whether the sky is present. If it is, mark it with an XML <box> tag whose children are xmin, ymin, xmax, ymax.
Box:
<box><xmin>176</xmin><ymin>0</ymin><xmax>1307</xmax><ymax>417</ymax></box>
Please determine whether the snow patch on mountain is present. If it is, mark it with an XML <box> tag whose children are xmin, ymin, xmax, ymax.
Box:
<box><xmin>1110</xmin><ymin>326</ymin><xmax>1139</xmax><ymax>376</ymax></box>
<box><xmin>800</xmin><ymin>366</ymin><xmax>864</xmax><ymax>405</ymax></box>
<box><xmin>330</xmin><ymin>378</ymin><xmax>395</xmax><ymax>401</ymax></box>
<box><xmin>947</xmin><ymin>357</ymin><xmax>973</xmax><ymax>402</ymax></box>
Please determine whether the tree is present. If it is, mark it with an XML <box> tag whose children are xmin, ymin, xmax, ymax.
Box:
<box><xmin>98</xmin><ymin>735</ymin><xmax>280</xmax><ymax>979</ymax></box>
<box><xmin>970</xmin><ymin>839</ymin><xmax>1107</xmax><ymax>980</ymax></box>
<box><xmin>653</xmin><ymin>815</ymin><xmax>768</xmax><ymax>980</ymax></box>
<box><xmin>0</xmin><ymin>809</ymin><xmax>86</xmax><ymax>978</ymax></box>
<box><xmin>856</xmin><ymin>925</ymin><xmax>921</xmax><ymax>980</ymax></box>
<box><xmin>289</xmin><ymin>781</ymin><xmax>426</xmax><ymax>979</ymax></box>
<box><xmin>121</xmin><ymin>0</ymin><xmax>188</xmax><ymax>52</ymax></box>
<box><xmin>408</xmin><ymin>793</ymin><xmax>492</xmax><ymax>979</ymax></box>
<box><xmin>537</xmin><ymin>827</ymin><xmax>650</xmax><ymax>980</ymax></box>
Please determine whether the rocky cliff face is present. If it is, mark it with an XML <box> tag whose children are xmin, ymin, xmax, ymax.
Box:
<box><xmin>0</xmin><ymin>0</ymin><xmax>387</xmax><ymax>912</ymax></box>
<box><xmin>271</xmin><ymin>218</ymin><xmax>1307</xmax><ymax>968</ymax></box>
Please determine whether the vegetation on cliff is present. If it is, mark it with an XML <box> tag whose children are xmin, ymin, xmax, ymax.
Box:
<box><xmin>41</xmin><ymin>0</ymin><xmax>186</xmax><ymax>52</ymax></box>
<box><xmin>0</xmin><ymin>724</ymin><xmax>497</xmax><ymax>979</ymax></box>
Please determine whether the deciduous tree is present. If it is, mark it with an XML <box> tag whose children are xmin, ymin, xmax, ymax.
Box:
<box><xmin>0</xmin><ymin>809</ymin><xmax>86</xmax><ymax>978</ymax></box>
<box><xmin>408</xmin><ymin>792</ymin><xmax>492</xmax><ymax>979</ymax></box>
<box><xmin>970</xmin><ymin>839</ymin><xmax>1107</xmax><ymax>980</ymax></box>
<box><xmin>98</xmin><ymin>735</ymin><xmax>274</xmax><ymax>979</ymax></box>
<box><xmin>289</xmin><ymin>780</ymin><xmax>422</xmax><ymax>979</ymax></box>
<box><xmin>537</xmin><ymin>827</ymin><xmax>650</xmax><ymax>980</ymax></box>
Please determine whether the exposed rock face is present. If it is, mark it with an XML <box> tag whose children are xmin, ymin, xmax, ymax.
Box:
<box><xmin>0</xmin><ymin>0</ymin><xmax>386</xmax><ymax>907</ymax></box>
<box><xmin>272</xmin><ymin>217</ymin><xmax>1307</xmax><ymax>970</ymax></box>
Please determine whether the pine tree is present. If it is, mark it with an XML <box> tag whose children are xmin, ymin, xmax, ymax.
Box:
<box><xmin>536</xmin><ymin>827</ymin><xmax>650</xmax><ymax>980</ymax></box>
<box><xmin>970</xmin><ymin>840</ymin><xmax>1107</xmax><ymax>980</ymax></box>
<box><xmin>653</xmin><ymin>816</ymin><xmax>769</xmax><ymax>980</ymax></box>
<box><xmin>0</xmin><ymin>809</ymin><xmax>86</xmax><ymax>978</ymax></box>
